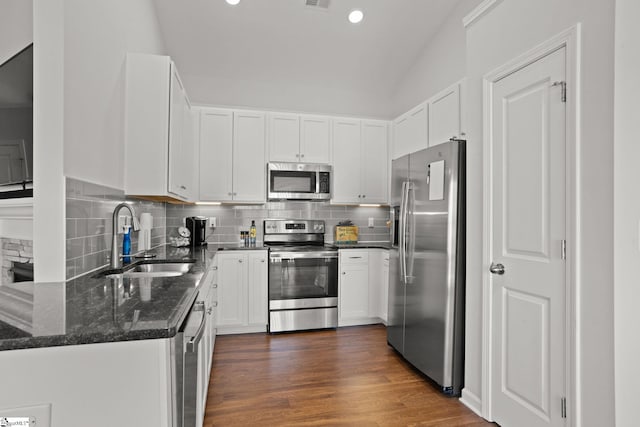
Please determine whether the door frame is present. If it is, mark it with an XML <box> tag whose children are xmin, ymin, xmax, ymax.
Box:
<box><xmin>481</xmin><ymin>24</ymin><xmax>581</xmax><ymax>426</ymax></box>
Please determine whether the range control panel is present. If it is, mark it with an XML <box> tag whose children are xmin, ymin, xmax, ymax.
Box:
<box><xmin>264</xmin><ymin>220</ymin><xmax>325</xmax><ymax>234</ymax></box>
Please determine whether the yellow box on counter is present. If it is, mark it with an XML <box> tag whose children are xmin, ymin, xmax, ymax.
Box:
<box><xmin>335</xmin><ymin>225</ymin><xmax>359</xmax><ymax>244</ymax></box>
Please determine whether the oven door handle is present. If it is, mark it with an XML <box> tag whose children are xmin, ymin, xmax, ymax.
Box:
<box><xmin>269</xmin><ymin>252</ymin><xmax>338</xmax><ymax>260</ymax></box>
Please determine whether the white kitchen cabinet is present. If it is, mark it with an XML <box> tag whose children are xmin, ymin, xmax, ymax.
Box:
<box><xmin>332</xmin><ymin>119</ymin><xmax>389</xmax><ymax>204</ymax></box>
<box><xmin>125</xmin><ymin>53</ymin><xmax>194</xmax><ymax>202</ymax></box>
<box><xmin>338</xmin><ymin>250</ymin><xmax>385</xmax><ymax>327</ymax></box>
<box><xmin>215</xmin><ymin>250</ymin><xmax>268</xmax><ymax>334</ymax></box>
<box><xmin>338</xmin><ymin>249</ymin><xmax>389</xmax><ymax>327</ymax></box>
<box><xmin>300</xmin><ymin>115</ymin><xmax>331</xmax><ymax>163</ymax></box>
<box><xmin>199</xmin><ymin>109</ymin><xmax>233</xmax><ymax>201</ymax></box>
<box><xmin>199</xmin><ymin>109</ymin><xmax>266</xmax><ymax>203</ymax></box>
<box><xmin>368</xmin><ymin>249</ymin><xmax>389</xmax><ymax>323</ymax></box>
<box><xmin>247</xmin><ymin>251</ymin><xmax>268</xmax><ymax>326</ymax></box>
<box><xmin>428</xmin><ymin>82</ymin><xmax>462</xmax><ymax>147</ymax></box>
<box><xmin>268</xmin><ymin>114</ymin><xmax>331</xmax><ymax>164</ymax></box>
<box><xmin>216</xmin><ymin>252</ymin><xmax>247</xmax><ymax>328</ymax></box>
<box><xmin>268</xmin><ymin>113</ymin><xmax>300</xmax><ymax>162</ymax></box>
<box><xmin>392</xmin><ymin>102</ymin><xmax>428</xmax><ymax>159</ymax></box>
<box><xmin>361</xmin><ymin>121</ymin><xmax>389</xmax><ymax>203</ymax></box>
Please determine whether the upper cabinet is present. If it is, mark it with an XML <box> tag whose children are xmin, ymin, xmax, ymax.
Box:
<box><xmin>199</xmin><ymin>109</ymin><xmax>266</xmax><ymax>203</ymax></box>
<box><xmin>392</xmin><ymin>102</ymin><xmax>428</xmax><ymax>159</ymax></box>
<box><xmin>268</xmin><ymin>114</ymin><xmax>330</xmax><ymax>164</ymax></box>
<box><xmin>124</xmin><ymin>53</ymin><xmax>194</xmax><ymax>202</ymax></box>
<box><xmin>428</xmin><ymin>82</ymin><xmax>463</xmax><ymax>147</ymax></box>
<box><xmin>332</xmin><ymin>119</ymin><xmax>389</xmax><ymax>205</ymax></box>
<box><xmin>393</xmin><ymin>80</ymin><xmax>464</xmax><ymax>157</ymax></box>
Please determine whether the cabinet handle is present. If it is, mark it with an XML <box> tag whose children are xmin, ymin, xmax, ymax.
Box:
<box><xmin>180</xmin><ymin>185</ymin><xmax>186</xmax><ymax>190</ymax></box>
<box><xmin>213</xmin><ymin>301</ymin><xmax>218</xmax><ymax>307</ymax></box>
<box><xmin>261</xmin><ymin>259</ymin><xmax>265</xmax><ymax>263</ymax></box>
<box><xmin>301</xmin><ymin>154</ymin><xmax>305</xmax><ymax>158</ymax></box>
<box><xmin>207</xmin><ymin>307</ymin><xmax>213</xmax><ymax>315</ymax></box>
<box><xmin>349</xmin><ymin>256</ymin><xmax>362</xmax><ymax>259</ymax></box>
<box><xmin>357</xmin><ymin>195</ymin><xmax>361</xmax><ymax>198</ymax></box>
<box><xmin>212</xmin><ymin>266</ymin><xmax>218</xmax><ymax>270</ymax></box>
<box><xmin>213</xmin><ymin>284</ymin><xmax>218</xmax><ymax>288</ymax></box>
<box><xmin>233</xmin><ymin>192</ymin><xmax>237</xmax><ymax>196</ymax></box>
<box><xmin>239</xmin><ymin>259</ymin><xmax>243</xmax><ymax>263</ymax></box>
<box><xmin>342</xmin><ymin>271</ymin><xmax>346</xmax><ymax>275</ymax></box>
<box><xmin>228</xmin><ymin>192</ymin><xmax>232</xmax><ymax>196</ymax></box>
<box><xmin>362</xmin><ymin>195</ymin><xmax>366</xmax><ymax>198</ymax></box>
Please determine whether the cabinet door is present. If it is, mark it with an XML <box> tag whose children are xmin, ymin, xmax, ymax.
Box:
<box><xmin>233</xmin><ymin>111</ymin><xmax>266</xmax><ymax>203</ymax></box>
<box><xmin>394</xmin><ymin>103</ymin><xmax>428</xmax><ymax>158</ymax></box>
<box><xmin>339</xmin><ymin>251</ymin><xmax>369</xmax><ymax>322</ymax></box>
<box><xmin>168</xmin><ymin>67</ymin><xmax>187</xmax><ymax>198</ymax></box>
<box><xmin>381</xmin><ymin>251</ymin><xmax>389</xmax><ymax>323</ymax></box>
<box><xmin>361</xmin><ymin>121</ymin><xmax>388</xmax><ymax>204</ymax></box>
<box><xmin>428</xmin><ymin>83</ymin><xmax>461</xmax><ymax>147</ymax></box>
<box><xmin>247</xmin><ymin>251</ymin><xmax>268</xmax><ymax>327</ymax></box>
<box><xmin>331</xmin><ymin>119</ymin><xmax>362</xmax><ymax>203</ymax></box>
<box><xmin>199</xmin><ymin>109</ymin><xmax>233</xmax><ymax>201</ymax></box>
<box><xmin>216</xmin><ymin>253</ymin><xmax>248</xmax><ymax>327</ymax></box>
<box><xmin>300</xmin><ymin>115</ymin><xmax>331</xmax><ymax>164</ymax></box>
<box><xmin>268</xmin><ymin>113</ymin><xmax>300</xmax><ymax>162</ymax></box>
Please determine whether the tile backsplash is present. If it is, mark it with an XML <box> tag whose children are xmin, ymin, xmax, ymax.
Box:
<box><xmin>65</xmin><ymin>177</ymin><xmax>166</xmax><ymax>279</ymax></box>
<box><xmin>166</xmin><ymin>202</ymin><xmax>390</xmax><ymax>244</ymax></box>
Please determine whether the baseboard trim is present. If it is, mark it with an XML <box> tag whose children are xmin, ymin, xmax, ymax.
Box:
<box><xmin>459</xmin><ymin>388</ymin><xmax>483</xmax><ymax>417</ymax></box>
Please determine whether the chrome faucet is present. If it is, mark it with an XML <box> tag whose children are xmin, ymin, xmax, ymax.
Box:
<box><xmin>110</xmin><ymin>203</ymin><xmax>141</xmax><ymax>269</ymax></box>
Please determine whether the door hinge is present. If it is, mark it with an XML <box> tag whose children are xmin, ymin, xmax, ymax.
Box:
<box><xmin>561</xmin><ymin>240</ymin><xmax>567</xmax><ymax>260</ymax></box>
<box><xmin>561</xmin><ymin>397</ymin><xmax>567</xmax><ymax>418</ymax></box>
<box><xmin>552</xmin><ymin>81</ymin><xmax>567</xmax><ymax>102</ymax></box>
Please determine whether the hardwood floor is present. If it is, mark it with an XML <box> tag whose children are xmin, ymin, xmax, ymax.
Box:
<box><xmin>204</xmin><ymin>325</ymin><xmax>493</xmax><ymax>426</ymax></box>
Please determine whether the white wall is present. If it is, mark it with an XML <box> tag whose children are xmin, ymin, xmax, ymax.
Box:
<box><xmin>63</xmin><ymin>0</ymin><xmax>166</xmax><ymax>190</ymax></box>
<box><xmin>614</xmin><ymin>0</ymin><xmax>640</xmax><ymax>425</ymax></box>
<box><xmin>391</xmin><ymin>0</ymin><xmax>481</xmax><ymax>117</ymax></box>
<box><xmin>464</xmin><ymin>0</ymin><xmax>615</xmax><ymax>425</ymax></box>
<box><xmin>0</xmin><ymin>0</ymin><xmax>32</xmax><ymax>65</ymax></box>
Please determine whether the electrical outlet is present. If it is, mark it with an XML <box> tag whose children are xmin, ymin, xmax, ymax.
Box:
<box><xmin>209</xmin><ymin>217</ymin><xmax>217</xmax><ymax>227</ymax></box>
<box><xmin>368</xmin><ymin>217</ymin><xmax>374</xmax><ymax>228</ymax></box>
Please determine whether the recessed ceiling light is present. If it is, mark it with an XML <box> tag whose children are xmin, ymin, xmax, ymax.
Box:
<box><xmin>225</xmin><ymin>0</ymin><xmax>240</xmax><ymax>5</ymax></box>
<box><xmin>348</xmin><ymin>9</ymin><xmax>364</xmax><ymax>24</ymax></box>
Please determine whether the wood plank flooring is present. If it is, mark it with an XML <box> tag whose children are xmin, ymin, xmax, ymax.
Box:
<box><xmin>204</xmin><ymin>325</ymin><xmax>493</xmax><ymax>426</ymax></box>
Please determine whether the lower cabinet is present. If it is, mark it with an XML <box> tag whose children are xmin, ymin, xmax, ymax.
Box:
<box><xmin>214</xmin><ymin>250</ymin><xmax>268</xmax><ymax>334</ymax></box>
<box><xmin>338</xmin><ymin>249</ymin><xmax>389</xmax><ymax>326</ymax></box>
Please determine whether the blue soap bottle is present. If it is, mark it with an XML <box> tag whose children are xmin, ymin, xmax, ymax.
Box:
<box><xmin>123</xmin><ymin>225</ymin><xmax>131</xmax><ymax>264</ymax></box>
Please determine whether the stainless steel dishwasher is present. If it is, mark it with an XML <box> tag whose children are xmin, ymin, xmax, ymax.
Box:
<box><xmin>171</xmin><ymin>299</ymin><xmax>207</xmax><ymax>427</ymax></box>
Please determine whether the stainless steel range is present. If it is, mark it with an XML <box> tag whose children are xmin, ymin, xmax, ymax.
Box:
<box><xmin>264</xmin><ymin>219</ymin><xmax>338</xmax><ymax>333</ymax></box>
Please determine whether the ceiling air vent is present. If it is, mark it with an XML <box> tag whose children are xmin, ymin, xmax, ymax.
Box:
<box><xmin>305</xmin><ymin>0</ymin><xmax>330</xmax><ymax>10</ymax></box>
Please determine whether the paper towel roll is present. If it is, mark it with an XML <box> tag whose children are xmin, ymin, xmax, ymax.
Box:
<box><xmin>138</xmin><ymin>213</ymin><xmax>153</xmax><ymax>251</ymax></box>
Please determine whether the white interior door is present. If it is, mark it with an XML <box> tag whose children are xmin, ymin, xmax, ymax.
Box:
<box><xmin>490</xmin><ymin>47</ymin><xmax>567</xmax><ymax>427</ymax></box>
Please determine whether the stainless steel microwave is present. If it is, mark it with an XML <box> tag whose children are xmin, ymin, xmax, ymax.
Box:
<box><xmin>267</xmin><ymin>162</ymin><xmax>331</xmax><ymax>201</ymax></box>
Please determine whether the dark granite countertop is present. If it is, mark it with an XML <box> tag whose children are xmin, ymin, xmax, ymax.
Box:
<box><xmin>0</xmin><ymin>245</ymin><xmax>219</xmax><ymax>352</ymax></box>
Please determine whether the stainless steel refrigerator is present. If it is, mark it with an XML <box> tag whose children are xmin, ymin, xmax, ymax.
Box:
<box><xmin>387</xmin><ymin>139</ymin><xmax>465</xmax><ymax>396</ymax></box>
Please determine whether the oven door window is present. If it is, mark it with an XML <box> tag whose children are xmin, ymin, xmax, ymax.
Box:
<box><xmin>269</xmin><ymin>257</ymin><xmax>337</xmax><ymax>300</ymax></box>
<box><xmin>271</xmin><ymin>171</ymin><xmax>316</xmax><ymax>194</ymax></box>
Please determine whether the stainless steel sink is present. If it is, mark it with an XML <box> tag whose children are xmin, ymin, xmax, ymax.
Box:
<box><xmin>103</xmin><ymin>260</ymin><xmax>195</xmax><ymax>279</ymax></box>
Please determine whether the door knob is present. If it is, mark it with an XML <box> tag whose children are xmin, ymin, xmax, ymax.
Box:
<box><xmin>489</xmin><ymin>263</ymin><xmax>505</xmax><ymax>275</ymax></box>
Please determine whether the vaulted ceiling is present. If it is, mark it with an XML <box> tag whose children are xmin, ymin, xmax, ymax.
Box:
<box><xmin>153</xmin><ymin>0</ymin><xmax>462</xmax><ymax>118</ymax></box>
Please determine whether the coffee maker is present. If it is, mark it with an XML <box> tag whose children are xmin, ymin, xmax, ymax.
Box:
<box><xmin>186</xmin><ymin>217</ymin><xmax>207</xmax><ymax>246</ymax></box>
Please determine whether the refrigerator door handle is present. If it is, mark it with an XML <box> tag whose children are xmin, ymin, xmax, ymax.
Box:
<box><xmin>398</xmin><ymin>181</ymin><xmax>406</xmax><ymax>282</ymax></box>
<box><xmin>399</xmin><ymin>181</ymin><xmax>411</xmax><ymax>283</ymax></box>
<box><xmin>405</xmin><ymin>182</ymin><xmax>415</xmax><ymax>284</ymax></box>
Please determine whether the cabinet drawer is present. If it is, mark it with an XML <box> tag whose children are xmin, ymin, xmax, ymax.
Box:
<box><xmin>339</xmin><ymin>250</ymin><xmax>369</xmax><ymax>265</ymax></box>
